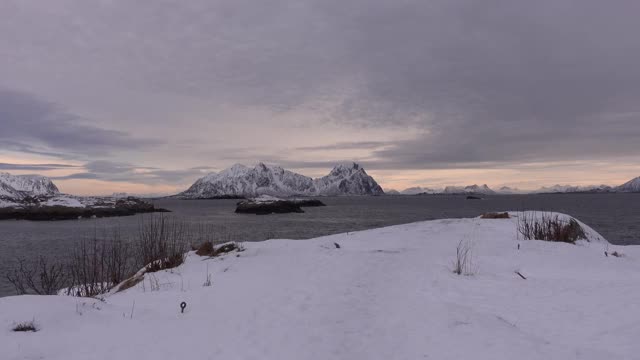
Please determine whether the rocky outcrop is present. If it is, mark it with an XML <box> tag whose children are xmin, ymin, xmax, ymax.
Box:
<box><xmin>235</xmin><ymin>196</ymin><xmax>326</xmax><ymax>215</ymax></box>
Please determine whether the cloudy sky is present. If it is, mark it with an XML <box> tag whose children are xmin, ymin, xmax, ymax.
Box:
<box><xmin>1</xmin><ymin>0</ymin><xmax>639</xmax><ymax>195</ymax></box>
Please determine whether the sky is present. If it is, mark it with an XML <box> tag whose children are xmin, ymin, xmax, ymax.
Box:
<box><xmin>1</xmin><ymin>0</ymin><xmax>639</xmax><ymax>195</ymax></box>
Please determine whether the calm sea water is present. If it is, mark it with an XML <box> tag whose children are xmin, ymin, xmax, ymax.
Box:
<box><xmin>1</xmin><ymin>193</ymin><xmax>639</xmax><ymax>297</ymax></box>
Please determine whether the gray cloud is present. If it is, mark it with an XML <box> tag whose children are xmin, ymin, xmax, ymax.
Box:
<box><xmin>0</xmin><ymin>162</ymin><xmax>79</xmax><ymax>171</ymax></box>
<box><xmin>56</xmin><ymin>160</ymin><xmax>209</xmax><ymax>185</ymax></box>
<box><xmin>1</xmin><ymin>0</ymin><xmax>639</xmax><ymax>181</ymax></box>
<box><xmin>295</xmin><ymin>141</ymin><xmax>393</xmax><ymax>152</ymax></box>
<box><xmin>0</xmin><ymin>89</ymin><xmax>163</xmax><ymax>158</ymax></box>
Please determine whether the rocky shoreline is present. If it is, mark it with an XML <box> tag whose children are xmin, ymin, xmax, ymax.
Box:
<box><xmin>0</xmin><ymin>197</ymin><xmax>170</xmax><ymax>221</ymax></box>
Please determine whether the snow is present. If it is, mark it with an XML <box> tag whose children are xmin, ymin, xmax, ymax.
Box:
<box><xmin>42</xmin><ymin>196</ymin><xmax>85</xmax><ymax>208</ymax></box>
<box><xmin>2</xmin><ymin>212</ymin><xmax>640</xmax><ymax>359</ymax></box>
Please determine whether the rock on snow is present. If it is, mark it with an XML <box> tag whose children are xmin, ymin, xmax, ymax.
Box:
<box><xmin>1</xmin><ymin>212</ymin><xmax>639</xmax><ymax>360</ymax></box>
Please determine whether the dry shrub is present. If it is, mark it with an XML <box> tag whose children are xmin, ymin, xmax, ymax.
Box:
<box><xmin>195</xmin><ymin>242</ymin><xmax>244</xmax><ymax>257</ymax></box>
<box><xmin>481</xmin><ymin>212</ymin><xmax>510</xmax><ymax>219</ymax></box>
<box><xmin>195</xmin><ymin>242</ymin><xmax>215</xmax><ymax>256</ymax></box>
<box><xmin>517</xmin><ymin>212</ymin><xmax>587</xmax><ymax>244</ymax></box>
<box><xmin>12</xmin><ymin>320</ymin><xmax>38</xmax><ymax>332</ymax></box>
<box><xmin>611</xmin><ymin>251</ymin><xmax>624</xmax><ymax>258</ymax></box>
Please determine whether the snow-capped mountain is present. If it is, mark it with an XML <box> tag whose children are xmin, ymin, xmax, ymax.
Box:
<box><xmin>443</xmin><ymin>184</ymin><xmax>496</xmax><ymax>195</ymax></box>
<box><xmin>536</xmin><ymin>184</ymin><xmax>614</xmax><ymax>193</ymax></box>
<box><xmin>400</xmin><ymin>186</ymin><xmax>441</xmax><ymax>195</ymax></box>
<box><xmin>313</xmin><ymin>163</ymin><xmax>384</xmax><ymax>196</ymax></box>
<box><xmin>178</xmin><ymin>162</ymin><xmax>384</xmax><ymax>198</ymax></box>
<box><xmin>617</xmin><ymin>177</ymin><xmax>640</xmax><ymax>192</ymax></box>
<box><xmin>495</xmin><ymin>186</ymin><xmax>525</xmax><ymax>194</ymax></box>
<box><xmin>0</xmin><ymin>172</ymin><xmax>59</xmax><ymax>199</ymax></box>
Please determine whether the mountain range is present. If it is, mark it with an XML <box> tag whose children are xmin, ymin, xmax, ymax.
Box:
<box><xmin>392</xmin><ymin>176</ymin><xmax>640</xmax><ymax>195</ymax></box>
<box><xmin>177</xmin><ymin>162</ymin><xmax>384</xmax><ymax>198</ymax></box>
<box><xmin>2</xmin><ymin>168</ymin><xmax>639</xmax><ymax>207</ymax></box>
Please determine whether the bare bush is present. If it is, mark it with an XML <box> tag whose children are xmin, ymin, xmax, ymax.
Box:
<box><xmin>136</xmin><ymin>215</ymin><xmax>187</xmax><ymax>273</ymax></box>
<box><xmin>6</xmin><ymin>215</ymin><xmax>214</xmax><ymax>297</ymax></box>
<box><xmin>6</xmin><ymin>256</ymin><xmax>68</xmax><ymax>295</ymax></box>
<box><xmin>517</xmin><ymin>212</ymin><xmax>586</xmax><ymax>244</ymax></box>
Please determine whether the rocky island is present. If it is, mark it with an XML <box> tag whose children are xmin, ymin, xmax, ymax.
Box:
<box><xmin>235</xmin><ymin>195</ymin><xmax>326</xmax><ymax>215</ymax></box>
<box><xmin>0</xmin><ymin>173</ymin><xmax>169</xmax><ymax>221</ymax></box>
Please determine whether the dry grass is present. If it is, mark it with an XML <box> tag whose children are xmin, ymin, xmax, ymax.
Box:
<box><xmin>453</xmin><ymin>238</ymin><xmax>474</xmax><ymax>276</ymax></box>
<box><xmin>480</xmin><ymin>212</ymin><xmax>510</xmax><ymax>219</ymax></box>
<box><xmin>517</xmin><ymin>212</ymin><xmax>587</xmax><ymax>244</ymax></box>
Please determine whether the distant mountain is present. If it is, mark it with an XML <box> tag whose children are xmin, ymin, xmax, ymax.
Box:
<box><xmin>617</xmin><ymin>177</ymin><xmax>640</xmax><ymax>192</ymax></box>
<box><xmin>177</xmin><ymin>162</ymin><xmax>384</xmax><ymax>198</ymax></box>
<box><xmin>496</xmin><ymin>186</ymin><xmax>526</xmax><ymax>195</ymax></box>
<box><xmin>384</xmin><ymin>189</ymin><xmax>401</xmax><ymax>195</ymax></box>
<box><xmin>536</xmin><ymin>184</ymin><xmax>614</xmax><ymax>194</ymax></box>
<box><xmin>400</xmin><ymin>186</ymin><xmax>441</xmax><ymax>195</ymax></box>
<box><xmin>0</xmin><ymin>172</ymin><xmax>59</xmax><ymax>201</ymax></box>
<box><xmin>443</xmin><ymin>184</ymin><xmax>496</xmax><ymax>195</ymax></box>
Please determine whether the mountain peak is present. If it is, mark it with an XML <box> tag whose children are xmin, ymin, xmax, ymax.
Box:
<box><xmin>0</xmin><ymin>172</ymin><xmax>60</xmax><ymax>199</ymax></box>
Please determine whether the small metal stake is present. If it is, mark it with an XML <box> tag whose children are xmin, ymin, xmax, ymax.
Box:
<box><xmin>180</xmin><ymin>301</ymin><xmax>187</xmax><ymax>313</ymax></box>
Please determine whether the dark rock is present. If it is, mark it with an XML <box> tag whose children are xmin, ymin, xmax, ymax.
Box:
<box><xmin>235</xmin><ymin>200</ymin><xmax>305</xmax><ymax>215</ymax></box>
<box><xmin>466</xmin><ymin>195</ymin><xmax>483</xmax><ymax>200</ymax></box>
<box><xmin>0</xmin><ymin>197</ymin><xmax>169</xmax><ymax>221</ymax></box>
<box><xmin>291</xmin><ymin>199</ymin><xmax>326</xmax><ymax>207</ymax></box>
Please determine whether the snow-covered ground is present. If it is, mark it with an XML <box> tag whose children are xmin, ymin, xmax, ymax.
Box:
<box><xmin>2</xmin><ymin>212</ymin><xmax>639</xmax><ymax>360</ymax></box>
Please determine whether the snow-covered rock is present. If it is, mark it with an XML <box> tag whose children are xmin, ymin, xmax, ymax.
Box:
<box><xmin>178</xmin><ymin>162</ymin><xmax>384</xmax><ymax>198</ymax></box>
<box><xmin>3</xmin><ymin>212</ymin><xmax>640</xmax><ymax>359</ymax></box>
<box><xmin>617</xmin><ymin>176</ymin><xmax>640</xmax><ymax>192</ymax></box>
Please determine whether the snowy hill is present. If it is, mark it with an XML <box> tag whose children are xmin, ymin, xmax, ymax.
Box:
<box><xmin>178</xmin><ymin>162</ymin><xmax>384</xmax><ymax>198</ymax></box>
<box><xmin>3</xmin><ymin>212</ymin><xmax>640</xmax><ymax>359</ymax></box>
<box><xmin>617</xmin><ymin>176</ymin><xmax>640</xmax><ymax>192</ymax></box>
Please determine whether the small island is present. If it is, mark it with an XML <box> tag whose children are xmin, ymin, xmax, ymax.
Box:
<box><xmin>0</xmin><ymin>196</ymin><xmax>170</xmax><ymax>221</ymax></box>
<box><xmin>235</xmin><ymin>195</ymin><xmax>326</xmax><ymax>215</ymax></box>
